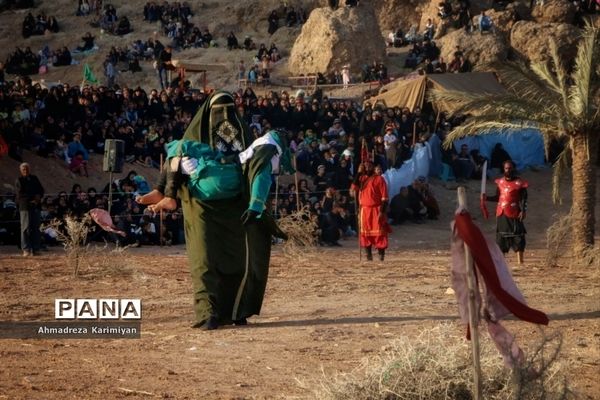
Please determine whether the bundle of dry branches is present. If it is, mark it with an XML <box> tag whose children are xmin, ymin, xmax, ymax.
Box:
<box><xmin>546</xmin><ymin>213</ymin><xmax>599</xmax><ymax>268</ymax></box>
<box><xmin>275</xmin><ymin>206</ymin><xmax>319</xmax><ymax>259</ymax></box>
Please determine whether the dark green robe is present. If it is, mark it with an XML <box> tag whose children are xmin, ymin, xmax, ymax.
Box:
<box><xmin>178</xmin><ymin>91</ymin><xmax>280</xmax><ymax>323</ymax></box>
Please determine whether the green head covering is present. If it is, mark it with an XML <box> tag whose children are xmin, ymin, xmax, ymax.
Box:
<box><xmin>183</xmin><ymin>90</ymin><xmax>251</xmax><ymax>156</ymax></box>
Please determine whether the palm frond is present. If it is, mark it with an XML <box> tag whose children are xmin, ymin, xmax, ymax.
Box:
<box><xmin>430</xmin><ymin>89</ymin><xmax>566</xmax><ymax>133</ymax></box>
<box><xmin>490</xmin><ymin>61</ymin><xmax>564</xmax><ymax>111</ymax></box>
<box><xmin>549</xmin><ymin>39</ymin><xmax>571</xmax><ymax>115</ymax></box>
<box><xmin>530</xmin><ymin>61</ymin><xmax>563</xmax><ymax>96</ymax></box>
<box><xmin>569</xmin><ymin>20</ymin><xmax>600</xmax><ymax>124</ymax></box>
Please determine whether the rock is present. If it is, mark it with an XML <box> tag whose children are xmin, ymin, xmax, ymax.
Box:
<box><xmin>288</xmin><ymin>4</ymin><xmax>386</xmax><ymax>75</ymax></box>
<box><xmin>531</xmin><ymin>0</ymin><xmax>575</xmax><ymax>24</ymax></box>
<box><xmin>510</xmin><ymin>21</ymin><xmax>581</xmax><ymax>65</ymax></box>
<box><xmin>438</xmin><ymin>29</ymin><xmax>508</xmax><ymax>69</ymax></box>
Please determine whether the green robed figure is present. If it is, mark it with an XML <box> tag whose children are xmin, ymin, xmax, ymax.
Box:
<box><xmin>137</xmin><ymin>91</ymin><xmax>290</xmax><ymax>330</ymax></box>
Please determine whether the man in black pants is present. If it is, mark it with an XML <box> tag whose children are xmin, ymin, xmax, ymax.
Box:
<box><xmin>15</xmin><ymin>162</ymin><xmax>44</xmax><ymax>256</ymax></box>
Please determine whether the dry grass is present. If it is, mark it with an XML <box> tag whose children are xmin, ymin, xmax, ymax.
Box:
<box><xmin>303</xmin><ymin>324</ymin><xmax>572</xmax><ymax>400</ymax></box>
<box><xmin>276</xmin><ymin>205</ymin><xmax>319</xmax><ymax>261</ymax></box>
<box><xmin>82</xmin><ymin>243</ymin><xmax>142</xmax><ymax>279</ymax></box>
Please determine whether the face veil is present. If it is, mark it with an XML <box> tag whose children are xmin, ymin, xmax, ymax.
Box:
<box><xmin>183</xmin><ymin>90</ymin><xmax>251</xmax><ymax>155</ymax></box>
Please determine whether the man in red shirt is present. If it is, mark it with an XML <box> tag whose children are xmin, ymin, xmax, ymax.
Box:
<box><xmin>482</xmin><ymin>160</ymin><xmax>528</xmax><ymax>265</ymax></box>
<box><xmin>352</xmin><ymin>162</ymin><xmax>391</xmax><ymax>261</ymax></box>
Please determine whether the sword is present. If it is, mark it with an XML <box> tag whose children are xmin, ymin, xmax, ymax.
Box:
<box><xmin>480</xmin><ymin>160</ymin><xmax>489</xmax><ymax>219</ymax></box>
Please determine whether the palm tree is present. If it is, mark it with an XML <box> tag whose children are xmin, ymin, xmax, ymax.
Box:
<box><xmin>431</xmin><ymin>22</ymin><xmax>599</xmax><ymax>257</ymax></box>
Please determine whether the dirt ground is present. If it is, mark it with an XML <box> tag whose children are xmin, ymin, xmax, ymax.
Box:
<box><xmin>0</xmin><ymin>169</ymin><xmax>599</xmax><ymax>400</ymax></box>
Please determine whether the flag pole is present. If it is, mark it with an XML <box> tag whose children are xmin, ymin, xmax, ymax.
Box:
<box><xmin>457</xmin><ymin>186</ymin><xmax>482</xmax><ymax>400</ymax></box>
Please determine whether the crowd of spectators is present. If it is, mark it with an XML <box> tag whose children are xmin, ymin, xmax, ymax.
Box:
<box><xmin>0</xmin><ymin>67</ymin><xmax>467</xmax><ymax>248</ymax></box>
<box><xmin>22</xmin><ymin>12</ymin><xmax>59</xmax><ymax>38</ymax></box>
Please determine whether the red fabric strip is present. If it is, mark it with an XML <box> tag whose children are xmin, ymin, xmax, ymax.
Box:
<box><xmin>455</xmin><ymin>211</ymin><xmax>549</xmax><ymax>326</ymax></box>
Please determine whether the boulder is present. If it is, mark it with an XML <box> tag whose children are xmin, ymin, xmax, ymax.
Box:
<box><xmin>438</xmin><ymin>29</ymin><xmax>508</xmax><ymax>69</ymax></box>
<box><xmin>288</xmin><ymin>4</ymin><xmax>386</xmax><ymax>75</ymax></box>
<box><xmin>531</xmin><ymin>0</ymin><xmax>575</xmax><ymax>24</ymax></box>
<box><xmin>510</xmin><ymin>21</ymin><xmax>581</xmax><ymax>64</ymax></box>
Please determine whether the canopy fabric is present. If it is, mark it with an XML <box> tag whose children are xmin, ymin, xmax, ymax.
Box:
<box><xmin>428</xmin><ymin>72</ymin><xmax>506</xmax><ymax>113</ymax></box>
<box><xmin>369</xmin><ymin>76</ymin><xmax>427</xmax><ymax>112</ymax></box>
<box><xmin>367</xmin><ymin>72</ymin><xmax>505</xmax><ymax>113</ymax></box>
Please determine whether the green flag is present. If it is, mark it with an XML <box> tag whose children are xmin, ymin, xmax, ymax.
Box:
<box><xmin>83</xmin><ymin>63</ymin><xmax>98</xmax><ymax>84</ymax></box>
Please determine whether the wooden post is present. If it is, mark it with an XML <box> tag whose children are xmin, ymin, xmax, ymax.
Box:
<box><xmin>293</xmin><ymin>155</ymin><xmax>300</xmax><ymax>213</ymax></box>
<box><xmin>433</xmin><ymin>109</ymin><xmax>441</xmax><ymax>133</ymax></box>
<box><xmin>159</xmin><ymin>153</ymin><xmax>164</xmax><ymax>247</ymax></box>
<box><xmin>457</xmin><ymin>186</ymin><xmax>483</xmax><ymax>400</ymax></box>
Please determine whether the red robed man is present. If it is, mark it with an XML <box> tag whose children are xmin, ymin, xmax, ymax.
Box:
<box><xmin>352</xmin><ymin>162</ymin><xmax>391</xmax><ymax>261</ymax></box>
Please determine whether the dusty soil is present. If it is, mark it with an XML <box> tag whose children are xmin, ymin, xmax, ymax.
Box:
<box><xmin>0</xmin><ymin>169</ymin><xmax>599</xmax><ymax>400</ymax></box>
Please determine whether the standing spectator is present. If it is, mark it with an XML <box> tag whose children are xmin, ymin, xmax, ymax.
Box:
<box><xmin>15</xmin><ymin>163</ymin><xmax>44</xmax><ymax>256</ymax></box>
<box><xmin>157</xmin><ymin>45</ymin><xmax>173</xmax><ymax>89</ymax></box>
<box><xmin>351</xmin><ymin>162</ymin><xmax>391</xmax><ymax>261</ymax></box>
<box><xmin>104</xmin><ymin>57</ymin><xmax>116</xmax><ymax>88</ymax></box>
<box><xmin>268</xmin><ymin>10</ymin><xmax>279</xmax><ymax>35</ymax></box>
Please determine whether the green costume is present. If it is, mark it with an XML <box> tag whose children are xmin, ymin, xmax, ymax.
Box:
<box><xmin>171</xmin><ymin>91</ymin><xmax>287</xmax><ymax>326</ymax></box>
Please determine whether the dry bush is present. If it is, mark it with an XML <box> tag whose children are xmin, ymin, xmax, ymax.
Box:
<box><xmin>43</xmin><ymin>214</ymin><xmax>92</xmax><ymax>276</ymax></box>
<box><xmin>546</xmin><ymin>213</ymin><xmax>572</xmax><ymax>267</ymax></box>
<box><xmin>546</xmin><ymin>213</ymin><xmax>599</xmax><ymax>268</ymax></box>
<box><xmin>276</xmin><ymin>206</ymin><xmax>319</xmax><ymax>260</ymax></box>
<box><xmin>305</xmin><ymin>324</ymin><xmax>572</xmax><ymax>400</ymax></box>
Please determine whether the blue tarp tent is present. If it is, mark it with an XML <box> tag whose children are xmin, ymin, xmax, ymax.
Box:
<box><xmin>452</xmin><ymin>129</ymin><xmax>546</xmax><ymax>171</ymax></box>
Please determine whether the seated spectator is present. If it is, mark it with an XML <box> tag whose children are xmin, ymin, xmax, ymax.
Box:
<box><xmin>116</xmin><ymin>16</ymin><xmax>132</xmax><ymax>35</ymax></box>
<box><xmin>490</xmin><ymin>142</ymin><xmax>512</xmax><ymax>171</ymax></box>
<box><xmin>453</xmin><ymin>143</ymin><xmax>476</xmax><ymax>181</ymax></box>
<box><xmin>77</xmin><ymin>32</ymin><xmax>96</xmax><ymax>52</ymax></box>
<box><xmin>243</xmin><ymin>36</ymin><xmax>257</xmax><ymax>51</ymax></box>
<box><xmin>423</xmin><ymin>18</ymin><xmax>435</xmax><ymax>40</ymax></box>
<box><xmin>53</xmin><ymin>47</ymin><xmax>72</xmax><ymax>67</ymax></box>
<box><xmin>226</xmin><ymin>31</ymin><xmax>239</xmax><ymax>50</ymax></box>
<box><xmin>268</xmin><ymin>43</ymin><xmax>280</xmax><ymax>62</ymax></box>
<box><xmin>477</xmin><ymin>11</ymin><xmax>493</xmax><ymax>33</ymax></box>
<box><xmin>77</xmin><ymin>0</ymin><xmax>91</xmax><ymax>16</ymax></box>
<box><xmin>46</xmin><ymin>16</ymin><xmax>59</xmax><ymax>33</ymax></box>
<box><xmin>22</xmin><ymin>13</ymin><xmax>35</xmax><ymax>38</ymax></box>
<box><xmin>390</xmin><ymin>186</ymin><xmax>425</xmax><ymax>224</ymax></box>
<box><xmin>286</xmin><ymin>8</ymin><xmax>297</xmax><ymax>27</ymax></box>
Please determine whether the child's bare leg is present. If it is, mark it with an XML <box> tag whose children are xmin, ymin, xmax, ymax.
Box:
<box><xmin>136</xmin><ymin>189</ymin><xmax>164</xmax><ymax>205</ymax></box>
<box><xmin>148</xmin><ymin>196</ymin><xmax>177</xmax><ymax>213</ymax></box>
